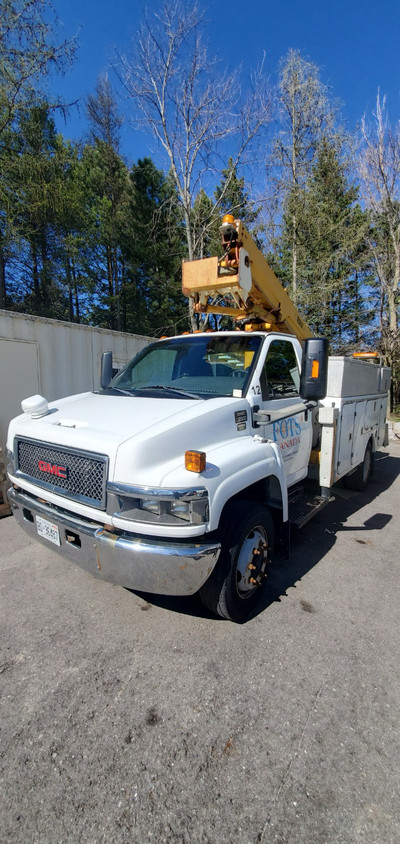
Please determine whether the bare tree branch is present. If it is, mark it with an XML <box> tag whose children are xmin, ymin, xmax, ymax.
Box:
<box><xmin>359</xmin><ymin>92</ymin><xmax>400</xmax><ymax>335</ymax></box>
<box><xmin>116</xmin><ymin>0</ymin><xmax>272</xmax><ymax>282</ymax></box>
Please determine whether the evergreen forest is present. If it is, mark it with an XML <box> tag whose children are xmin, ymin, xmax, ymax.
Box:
<box><xmin>1</xmin><ymin>1</ymin><xmax>399</xmax><ymax>405</ymax></box>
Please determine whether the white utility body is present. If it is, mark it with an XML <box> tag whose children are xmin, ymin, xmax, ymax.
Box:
<box><xmin>6</xmin><ymin>219</ymin><xmax>390</xmax><ymax>621</ymax></box>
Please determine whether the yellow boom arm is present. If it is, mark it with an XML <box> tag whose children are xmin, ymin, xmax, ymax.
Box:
<box><xmin>182</xmin><ymin>220</ymin><xmax>312</xmax><ymax>341</ymax></box>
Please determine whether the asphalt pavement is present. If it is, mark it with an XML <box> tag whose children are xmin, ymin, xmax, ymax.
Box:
<box><xmin>1</xmin><ymin>443</ymin><xmax>400</xmax><ymax>843</ymax></box>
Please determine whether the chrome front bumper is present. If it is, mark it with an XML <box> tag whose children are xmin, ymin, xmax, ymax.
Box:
<box><xmin>7</xmin><ymin>488</ymin><xmax>221</xmax><ymax>596</ymax></box>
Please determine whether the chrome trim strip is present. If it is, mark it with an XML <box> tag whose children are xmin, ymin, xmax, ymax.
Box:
<box><xmin>107</xmin><ymin>482</ymin><xmax>208</xmax><ymax>501</ymax></box>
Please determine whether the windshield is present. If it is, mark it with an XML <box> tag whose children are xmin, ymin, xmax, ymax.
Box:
<box><xmin>110</xmin><ymin>334</ymin><xmax>263</xmax><ymax>399</ymax></box>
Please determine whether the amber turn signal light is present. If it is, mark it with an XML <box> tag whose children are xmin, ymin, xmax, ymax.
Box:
<box><xmin>311</xmin><ymin>359</ymin><xmax>320</xmax><ymax>378</ymax></box>
<box><xmin>185</xmin><ymin>451</ymin><xmax>206</xmax><ymax>473</ymax></box>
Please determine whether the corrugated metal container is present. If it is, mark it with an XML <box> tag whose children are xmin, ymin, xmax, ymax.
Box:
<box><xmin>326</xmin><ymin>356</ymin><xmax>390</xmax><ymax>398</ymax></box>
<box><xmin>0</xmin><ymin>310</ymin><xmax>152</xmax><ymax>459</ymax></box>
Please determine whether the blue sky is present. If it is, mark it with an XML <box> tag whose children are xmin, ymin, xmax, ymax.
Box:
<box><xmin>50</xmin><ymin>0</ymin><xmax>400</xmax><ymax>166</ymax></box>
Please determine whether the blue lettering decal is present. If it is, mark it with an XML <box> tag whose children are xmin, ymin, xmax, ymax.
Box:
<box><xmin>280</xmin><ymin>419</ymin><xmax>288</xmax><ymax>439</ymax></box>
<box><xmin>273</xmin><ymin>415</ymin><xmax>302</xmax><ymax>446</ymax></box>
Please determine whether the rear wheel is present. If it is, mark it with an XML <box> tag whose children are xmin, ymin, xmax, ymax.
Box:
<box><xmin>199</xmin><ymin>501</ymin><xmax>274</xmax><ymax>622</ymax></box>
<box><xmin>345</xmin><ymin>440</ymin><xmax>373</xmax><ymax>491</ymax></box>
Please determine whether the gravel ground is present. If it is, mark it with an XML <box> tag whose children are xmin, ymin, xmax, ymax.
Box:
<box><xmin>1</xmin><ymin>443</ymin><xmax>400</xmax><ymax>843</ymax></box>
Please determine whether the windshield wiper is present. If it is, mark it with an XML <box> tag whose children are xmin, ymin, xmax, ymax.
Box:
<box><xmin>103</xmin><ymin>386</ymin><xmax>134</xmax><ymax>396</ymax></box>
<box><xmin>133</xmin><ymin>384</ymin><xmax>201</xmax><ymax>399</ymax></box>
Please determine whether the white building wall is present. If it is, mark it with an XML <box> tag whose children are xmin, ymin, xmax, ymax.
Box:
<box><xmin>0</xmin><ymin>310</ymin><xmax>151</xmax><ymax>456</ymax></box>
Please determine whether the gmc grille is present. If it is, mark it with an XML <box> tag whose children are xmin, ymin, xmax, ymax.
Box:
<box><xmin>15</xmin><ymin>438</ymin><xmax>108</xmax><ymax>509</ymax></box>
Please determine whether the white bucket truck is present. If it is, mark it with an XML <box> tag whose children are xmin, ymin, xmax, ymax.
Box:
<box><xmin>6</xmin><ymin>218</ymin><xmax>390</xmax><ymax>621</ymax></box>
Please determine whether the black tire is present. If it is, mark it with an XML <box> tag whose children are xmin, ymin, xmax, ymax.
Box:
<box><xmin>345</xmin><ymin>440</ymin><xmax>373</xmax><ymax>492</ymax></box>
<box><xmin>199</xmin><ymin>500</ymin><xmax>274</xmax><ymax>622</ymax></box>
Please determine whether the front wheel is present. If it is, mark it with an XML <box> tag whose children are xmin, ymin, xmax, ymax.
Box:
<box><xmin>199</xmin><ymin>501</ymin><xmax>274</xmax><ymax>622</ymax></box>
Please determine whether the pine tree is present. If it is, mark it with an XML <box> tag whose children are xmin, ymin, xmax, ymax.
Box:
<box><xmin>0</xmin><ymin>123</ymin><xmax>21</xmax><ymax>307</ymax></box>
<box><xmin>84</xmin><ymin>77</ymin><xmax>129</xmax><ymax>330</ymax></box>
<box><xmin>215</xmin><ymin>158</ymin><xmax>259</xmax><ymax>228</ymax></box>
<box><xmin>54</xmin><ymin>141</ymin><xmax>96</xmax><ymax>323</ymax></box>
<box><xmin>290</xmin><ymin>137</ymin><xmax>371</xmax><ymax>347</ymax></box>
<box><xmin>190</xmin><ymin>159</ymin><xmax>261</xmax><ymax>260</ymax></box>
<box><xmin>191</xmin><ymin>189</ymin><xmax>214</xmax><ymax>259</ymax></box>
<box><xmin>10</xmin><ymin>106</ymin><xmax>73</xmax><ymax>316</ymax></box>
<box><xmin>0</xmin><ymin>0</ymin><xmax>75</xmax><ymax>137</ymax></box>
<box><xmin>273</xmin><ymin>49</ymin><xmax>336</xmax><ymax>303</ymax></box>
<box><xmin>122</xmin><ymin>157</ymin><xmax>187</xmax><ymax>336</ymax></box>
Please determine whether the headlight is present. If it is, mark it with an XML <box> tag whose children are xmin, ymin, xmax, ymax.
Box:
<box><xmin>139</xmin><ymin>497</ymin><xmax>192</xmax><ymax>522</ymax></box>
<box><xmin>140</xmin><ymin>499</ymin><xmax>161</xmax><ymax>515</ymax></box>
<box><xmin>170</xmin><ymin>501</ymin><xmax>191</xmax><ymax>519</ymax></box>
<box><xmin>107</xmin><ymin>482</ymin><xmax>209</xmax><ymax>526</ymax></box>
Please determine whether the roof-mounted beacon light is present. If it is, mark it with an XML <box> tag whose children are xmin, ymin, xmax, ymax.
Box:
<box><xmin>219</xmin><ymin>213</ymin><xmax>237</xmax><ymax>238</ymax></box>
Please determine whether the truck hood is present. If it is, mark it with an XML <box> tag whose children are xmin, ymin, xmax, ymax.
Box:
<box><xmin>8</xmin><ymin>391</ymin><xmax>251</xmax><ymax>487</ymax></box>
<box><xmin>9</xmin><ymin>391</ymin><xmax>200</xmax><ymax>448</ymax></box>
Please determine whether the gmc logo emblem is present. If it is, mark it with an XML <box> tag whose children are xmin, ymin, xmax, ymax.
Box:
<box><xmin>38</xmin><ymin>460</ymin><xmax>68</xmax><ymax>479</ymax></box>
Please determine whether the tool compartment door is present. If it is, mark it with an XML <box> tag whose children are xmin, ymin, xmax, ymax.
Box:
<box><xmin>337</xmin><ymin>400</ymin><xmax>368</xmax><ymax>476</ymax></box>
<box><xmin>351</xmin><ymin>401</ymin><xmax>367</xmax><ymax>466</ymax></box>
<box><xmin>336</xmin><ymin>403</ymin><xmax>355</xmax><ymax>476</ymax></box>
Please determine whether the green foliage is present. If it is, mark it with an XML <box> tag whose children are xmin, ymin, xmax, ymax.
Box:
<box><xmin>0</xmin><ymin>0</ymin><xmax>75</xmax><ymax>136</ymax></box>
<box><xmin>3</xmin><ymin>107</ymin><xmax>73</xmax><ymax>316</ymax></box>
<box><xmin>190</xmin><ymin>159</ymin><xmax>262</xmax><ymax>262</ymax></box>
<box><xmin>80</xmin><ymin>138</ymin><xmax>129</xmax><ymax>329</ymax></box>
<box><xmin>0</xmin><ymin>104</ymin><xmax>187</xmax><ymax>332</ymax></box>
<box><xmin>276</xmin><ymin>137</ymin><xmax>372</xmax><ymax>348</ymax></box>
<box><xmin>0</xmin><ymin>0</ymin><xmax>76</xmax><ymax>309</ymax></box>
<box><xmin>122</xmin><ymin>158</ymin><xmax>187</xmax><ymax>336</ymax></box>
<box><xmin>191</xmin><ymin>189</ymin><xmax>215</xmax><ymax>259</ymax></box>
<box><xmin>215</xmin><ymin>159</ymin><xmax>259</xmax><ymax>227</ymax></box>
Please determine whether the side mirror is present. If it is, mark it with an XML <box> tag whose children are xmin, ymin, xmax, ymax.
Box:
<box><xmin>300</xmin><ymin>338</ymin><xmax>329</xmax><ymax>401</ymax></box>
<box><xmin>100</xmin><ymin>350</ymin><xmax>113</xmax><ymax>389</ymax></box>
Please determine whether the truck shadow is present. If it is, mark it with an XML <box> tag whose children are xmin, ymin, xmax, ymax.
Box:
<box><xmin>253</xmin><ymin>447</ymin><xmax>400</xmax><ymax>621</ymax></box>
<box><xmin>130</xmin><ymin>447</ymin><xmax>400</xmax><ymax>623</ymax></box>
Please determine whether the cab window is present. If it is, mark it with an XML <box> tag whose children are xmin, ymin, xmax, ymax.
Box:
<box><xmin>262</xmin><ymin>340</ymin><xmax>300</xmax><ymax>400</ymax></box>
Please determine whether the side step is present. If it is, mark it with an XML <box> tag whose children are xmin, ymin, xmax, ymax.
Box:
<box><xmin>289</xmin><ymin>492</ymin><xmax>333</xmax><ymax>528</ymax></box>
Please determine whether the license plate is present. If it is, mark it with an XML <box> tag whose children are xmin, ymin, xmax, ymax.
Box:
<box><xmin>36</xmin><ymin>516</ymin><xmax>61</xmax><ymax>546</ymax></box>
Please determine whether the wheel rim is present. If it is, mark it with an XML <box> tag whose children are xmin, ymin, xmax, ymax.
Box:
<box><xmin>235</xmin><ymin>525</ymin><xmax>269</xmax><ymax>598</ymax></box>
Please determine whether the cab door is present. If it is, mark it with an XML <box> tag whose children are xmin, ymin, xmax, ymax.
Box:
<box><xmin>251</xmin><ymin>337</ymin><xmax>313</xmax><ymax>486</ymax></box>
